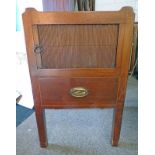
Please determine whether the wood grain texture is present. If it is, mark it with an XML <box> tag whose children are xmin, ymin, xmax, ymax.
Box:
<box><xmin>112</xmin><ymin>7</ymin><xmax>134</xmax><ymax>146</ymax></box>
<box><xmin>26</xmin><ymin>7</ymin><xmax>130</xmax><ymax>25</ymax></box>
<box><xmin>39</xmin><ymin>77</ymin><xmax>117</xmax><ymax>106</ymax></box>
<box><xmin>35</xmin><ymin>107</ymin><xmax>48</xmax><ymax>147</ymax></box>
<box><xmin>22</xmin><ymin>7</ymin><xmax>135</xmax><ymax>147</ymax></box>
<box><xmin>38</xmin><ymin>24</ymin><xmax>118</xmax><ymax>69</ymax></box>
<box><xmin>38</xmin><ymin>24</ymin><xmax>118</xmax><ymax>46</ymax></box>
<box><xmin>37</xmin><ymin>68</ymin><xmax>120</xmax><ymax>77</ymax></box>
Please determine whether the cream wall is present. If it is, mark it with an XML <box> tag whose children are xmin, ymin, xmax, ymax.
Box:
<box><xmin>95</xmin><ymin>0</ymin><xmax>138</xmax><ymax>21</ymax></box>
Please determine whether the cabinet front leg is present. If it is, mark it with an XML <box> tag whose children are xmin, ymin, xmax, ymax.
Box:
<box><xmin>35</xmin><ymin>107</ymin><xmax>48</xmax><ymax>147</ymax></box>
<box><xmin>111</xmin><ymin>106</ymin><xmax>124</xmax><ymax>146</ymax></box>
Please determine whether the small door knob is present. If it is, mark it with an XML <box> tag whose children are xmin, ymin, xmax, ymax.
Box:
<box><xmin>34</xmin><ymin>44</ymin><xmax>43</xmax><ymax>53</ymax></box>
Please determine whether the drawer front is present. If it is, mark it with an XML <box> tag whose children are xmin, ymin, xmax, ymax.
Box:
<box><xmin>39</xmin><ymin>77</ymin><xmax>118</xmax><ymax>107</ymax></box>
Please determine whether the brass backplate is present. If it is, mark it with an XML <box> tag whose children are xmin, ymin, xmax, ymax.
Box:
<box><xmin>70</xmin><ymin>87</ymin><xmax>89</xmax><ymax>98</ymax></box>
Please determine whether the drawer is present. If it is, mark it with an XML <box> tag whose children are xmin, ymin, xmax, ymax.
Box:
<box><xmin>39</xmin><ymin>77</ymin><xmax>118</xmax><ymax>108</ymax></box>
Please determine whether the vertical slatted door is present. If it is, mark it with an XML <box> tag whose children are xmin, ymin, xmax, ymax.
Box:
<box><xmin>35</xmin><ymin>24</ymin><xmax>119</xmax><ymax>69</ymax></box>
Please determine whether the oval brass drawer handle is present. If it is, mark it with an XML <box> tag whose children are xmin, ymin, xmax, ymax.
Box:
<box><xmin>70</xmin><ymin>87</ymin><xmax>88</xmax><ymax>98</ymax></box>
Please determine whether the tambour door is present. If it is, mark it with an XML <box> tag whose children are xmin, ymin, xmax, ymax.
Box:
<box><xmin>33</xmin><ymin>24</ymin><xmax>119</xmax><ymax>70</ymax></box>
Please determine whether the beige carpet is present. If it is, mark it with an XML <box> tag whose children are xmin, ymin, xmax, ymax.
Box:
<box><xmin>16</xmin><ymin>77</ymin><xmax>138</xmax><ymax>155</ymax></box>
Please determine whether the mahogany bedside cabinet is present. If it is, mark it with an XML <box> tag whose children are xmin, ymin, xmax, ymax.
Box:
<box><xmin>22</xmin><ymin>7</ymin><xmax>134</xmax><ymax>147</ymax></box>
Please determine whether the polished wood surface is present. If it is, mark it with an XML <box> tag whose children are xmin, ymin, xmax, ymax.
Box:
<box><xmin>39</xmin><ymin>77</ymin><xmax>117</xmax><ymax>107</ymax></box>
<box><xmin>38</xmin><ymin>24</ymin><xmax>118</xmax><ymax>68</ymax></box>
<box><xmin>23</xmin><ymin>7</ymin><xmax>134</xmax><ymax>147</ymax></box>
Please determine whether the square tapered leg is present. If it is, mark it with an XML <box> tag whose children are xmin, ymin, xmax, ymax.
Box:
<box><xmin>112</xmin><ymin>107</ymin><xmax>124</xmax><ymax>146</ymax></box>
<box><xmin>35</xmin><ymin>107</ymin><xmax>48</xmax><ymax>147</ymax></box>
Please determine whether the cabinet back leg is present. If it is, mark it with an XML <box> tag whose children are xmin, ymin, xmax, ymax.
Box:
<box><xmin>35</xmin><ymin>107</ymin><xmax>48</xmax><ymax>147</ymax></box>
